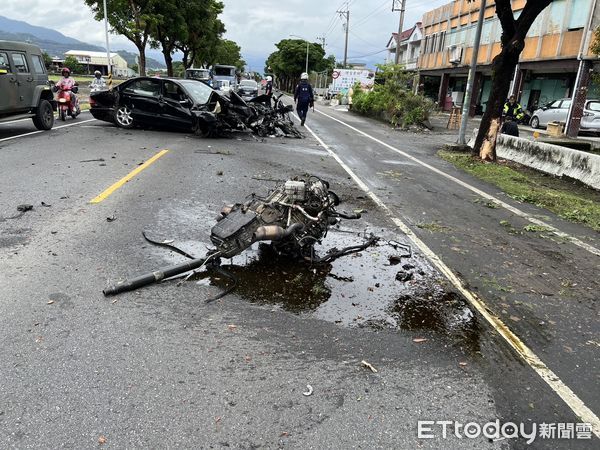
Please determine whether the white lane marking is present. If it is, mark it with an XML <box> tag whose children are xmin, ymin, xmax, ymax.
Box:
<box><xmin>314</xmin><ymin>108</ymin><xmax>600</xmax><ymax>257</ymax></box>
<box><xmin>300</xmin><ymin>117</ymin><xmax>600</xmax><ymax>438</ymax></box>
<box><xmin>0</xmin><ymin>110</ymin><xmax>90</xmax><ymax>126</ymax></box>
<box><xmin>0</xmin><ymin>119</ymin><xmax>96</xmax><ymax>143</ymax></box>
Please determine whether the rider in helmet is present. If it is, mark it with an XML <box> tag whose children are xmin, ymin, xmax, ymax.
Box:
<box><xmin>90</xmin><ymin>70</ymin><xmax>107</xmax><ymax>92</ymax></box>
<box><xmin>54</xmin><ymin>67</ymin><xmax>80</xmax><ymax>112</ymax></box>
<box><xmin>293</xmin><ymin>72</ymin><xmax>314</xmax><ymax>126</ymax></box>
<box><xmin>265</xmin><ymin>75</ymin><xmax>273</xmax><ymax>97</ymax></box>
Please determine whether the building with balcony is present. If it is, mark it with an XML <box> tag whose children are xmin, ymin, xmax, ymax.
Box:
<box><xmin>386</xmin><ymin>22</ymin><xmax>422</xmax><ymax>70</ymax></box>
<box><xmin>417</xmin><ymin>0</ymin><xmax>599</xmax><ymax>115</ymax></box>
<box><xmin>64</xmin><ymin>50</ymin><xmax>131</xmax><ymax>77</ymax></box>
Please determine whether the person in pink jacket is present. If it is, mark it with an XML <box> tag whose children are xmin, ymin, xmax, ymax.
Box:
<box><xmin>54</xmin><ymin>67</ymin><xmax>80</xmax><ymax>111</ymax></box>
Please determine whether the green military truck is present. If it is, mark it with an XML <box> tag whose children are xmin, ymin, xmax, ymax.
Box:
<box><xmin>0</xmin><ymin>40</ymin><xmax>56</xmax><ymax>130</ymax></box>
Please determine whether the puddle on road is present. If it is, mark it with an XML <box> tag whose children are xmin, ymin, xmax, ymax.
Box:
<box><xmin>205</xmin><ymin>227</ymin><xmax>481</xmax><ymax>351</ymax></box>
<box><xmin>149</xmin><ymin>202</ymin><xmax>482</xmax><ymax>351</ymax></box>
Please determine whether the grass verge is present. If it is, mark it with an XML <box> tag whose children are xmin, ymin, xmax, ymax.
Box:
<box><xmin>438</xmin><ymin>150</ymin><xmax>600</xmax><ymax>232</ymax></box>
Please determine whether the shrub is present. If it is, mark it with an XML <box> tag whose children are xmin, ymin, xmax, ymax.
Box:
<box><xmin>351</xmin><ymin>64</ymin><xmax>434</xmax><ymax>128</ymax></box>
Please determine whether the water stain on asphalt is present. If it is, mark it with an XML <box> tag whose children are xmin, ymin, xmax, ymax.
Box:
<box><xmin>205</xmin><ymin>228</ymin><xmax>481</xmax><ymax>351</ymax></box>
<box><xmin>150</xmin><ymin>203</ymin><xmax>482</xmax><ymax>351</ymax></box>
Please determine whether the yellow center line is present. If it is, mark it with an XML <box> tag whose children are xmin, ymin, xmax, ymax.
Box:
<box><xmin>90</xmin><ymin>149</ymin><xmax>169</xmax><ymax>204</ymax></box>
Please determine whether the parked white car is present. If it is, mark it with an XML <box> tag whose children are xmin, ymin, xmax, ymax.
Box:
<box><xmin>530</xmin><ymin>98</ymin><xmax>600</xmax><ymax>134</ymax></box>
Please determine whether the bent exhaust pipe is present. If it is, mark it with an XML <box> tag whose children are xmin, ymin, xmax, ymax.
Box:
<box><xmin>252</xmin><ymin>223</ymin><xmax>304</xmax><ymax>242</ymax></box>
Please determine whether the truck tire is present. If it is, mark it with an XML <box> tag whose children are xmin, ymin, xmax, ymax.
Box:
<box><xmin>32</xmin><ymin>100</ymin><xmax>54</xmax><ymax>130</ymax></box>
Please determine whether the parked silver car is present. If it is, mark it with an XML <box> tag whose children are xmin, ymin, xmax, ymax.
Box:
<box><xmin>530</xmin><ymin>98</ymin><xmax>600</xmax><ymax>133</ymax></box>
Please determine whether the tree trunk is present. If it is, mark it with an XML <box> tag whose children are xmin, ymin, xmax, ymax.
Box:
<box><xmin>472</xmin><ymin>0</ymin><xmax>553</xmax><ymax>161</ymax></box>
<box><xmin>182</xmin><ymin>49</ymin><xmax>190</xmax><ymax>69</ymax></box>
<box><xmin>163</xmin><ymin>51</ymin><xmax>173</xmax><ymax>77</ymax></box>
<box><xmin>473</xmin><ymin>46</ymin><xmax>519</xmax><ymax>160</ymax></box>
<box><xmin>137</xmin><ymin>46</ymin><xmax>146</xmax><ymax>76</ymax></box>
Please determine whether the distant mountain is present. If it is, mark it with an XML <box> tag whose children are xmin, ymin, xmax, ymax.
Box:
<box><xmin>0</xmin><ymin>15</ymin><xmax>165</xmax><ymax>69</ymax></box>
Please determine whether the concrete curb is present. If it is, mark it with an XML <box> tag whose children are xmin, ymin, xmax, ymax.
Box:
<box><xmin>497</xmin><ymin>134</ymin><xmax>600</xmax><ymax>190</ymax></box>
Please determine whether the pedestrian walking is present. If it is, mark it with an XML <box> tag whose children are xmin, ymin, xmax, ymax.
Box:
<box><xmin>294</xmin><ymin>72</ymin><xmax>314</xmax><ymax>126</ymax></box>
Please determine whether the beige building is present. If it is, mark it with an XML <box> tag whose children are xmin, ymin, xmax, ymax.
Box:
<box><xmin>417</xmin><ymin>0</ymin><xmax>599</xmax><ymax>118</ymax></box>
<box><xmin>64</xmin><ymin>50</ymin><xmax>131</xmax><ymax>77</ymax></box>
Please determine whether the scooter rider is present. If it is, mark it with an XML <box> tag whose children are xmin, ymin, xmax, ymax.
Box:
<box><xmin>90</xmin><ymin>70</ymin><xmax>106</xmax><ymax>92</ymax></box>
<box><xmin>294</xmin><ymin>72</ymin><xmax>314</xmax><ymax>127</ymax></box>
<box><xmin>54</xmin><ymin>67</ymin><xmax>80</xmax><ymax>111</ymax></box>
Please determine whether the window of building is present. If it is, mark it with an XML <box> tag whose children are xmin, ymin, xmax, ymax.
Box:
<box><xmin>11</xmin><ymin>53</ymin><xmax>29</xmax><ymax>73</ymax></box>
<box><xmin>31</xmin><ymin>55</ymin><xmax>45</xmax><ymax>74</ymax></box>
<box><xmin>568</xmin><ymin>0</ymin><xmax>588</xmax><ymax>30</ymax></box>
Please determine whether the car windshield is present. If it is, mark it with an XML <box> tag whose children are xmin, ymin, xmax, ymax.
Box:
<box><xmin>240</xmin><ymin>80</ymin><xmax>257</xmax><ymax>87</ymax></box>
<box><xmin>178</xmin><ymin>79</ymin><xmax>214</xmax><ymax>104</ymax></box>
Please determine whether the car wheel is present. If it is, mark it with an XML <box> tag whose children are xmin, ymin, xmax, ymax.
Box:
<box><xmin>32</xmin><ymin>100</ymin><xmax>54</xmax><ymax>130</ymax></box>
<box><xmin>530</xmin><ymin>116</ymin><xmax>539</xmax><ymax>129</ymax></box>
<box><xmin>115</xmin><ymin>105</ymin><xmax>134</xmax><ymax>128</ymax></box>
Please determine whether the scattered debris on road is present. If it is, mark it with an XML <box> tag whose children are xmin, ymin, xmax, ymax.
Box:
<box><xmin>303</xmin><ymin>385</ymin><xmax>314</xmax><ymax>396</ymax></box>
<box><xmin>412</xmin><ymin>338</ymin><xmax>428</xmax><ymax>343</ymax></box>
<box><xmin>17</xmin><ymin>204</ymin><xmax>33</xmax><ymax>212</ymax></box>
<box><xmin>361</xmin><ymin>360</ymin><xmax>378</xmax><ymax>373</ymax></box>
<box><xmin>106</xmin><ymin>215</ymin><xmax>117</xmax><ymax>222</ymax></box>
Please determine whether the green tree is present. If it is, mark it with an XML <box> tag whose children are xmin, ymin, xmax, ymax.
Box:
<box><xmin>172</xmin><ymin>61</ymin><xmax>185</xmax><ymax>78</ymax></box>
<box><xmin>84</xmin><ymin>0</ymin><xmax>157</xmax><ymax>76</ymax></box>
<box><xmin>204</xmin><ymin>39</ymin><xmax>245</xmax><ymax>71</ymax></box>
<box><xmin>265</xmin><ymin>39</ymin><xmax>328</xmax><ymax>91</ymax></box>
<box><xmin>42</xmin><ymin>52</ymin><xmax>53</xmax><ymax>70</ymax></box>
<box><xmin>63</xmin><ymin>55</ymin><xmax>83</xmax><ymax>73</ymax></box>
<box><xmin>175</xmin><ymin>0</ymin><xmax>225</xmax><ymax>69</ymax></box>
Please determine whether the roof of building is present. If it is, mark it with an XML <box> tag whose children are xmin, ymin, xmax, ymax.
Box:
<box><xmin>65</xmin><ymin>50</ymin><xmax>118</xmax><ymax>58</ymax></box>
<box><xmin>387</xmin><ymin>22</ymin><xmax>422</xmax><ymax>48</ymax></box>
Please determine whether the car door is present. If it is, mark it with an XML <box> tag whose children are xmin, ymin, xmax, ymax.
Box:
<box><xmin>0</xmin><ymin>50</ymin><xmax>18</xmax><ymax>115</ymax></box>
<box><xmin>556</xmin><ymin>99</ymin><xmax>571</xmax><ymax>123</ymax></box>
<box><xmin>120</xmin><ymin>78</ymin><xmax>162</xmax><ymax>124</ymax></box>
<box><xmin>539</xmin><ymin>100</ymin><xmax>561</xmax><ymax>126</ymax></box>
<box><xmin>9</xmin><ymin>51</ymin><xmax>34</xmax><ymax>111</ymax></box>
<box><xmin>160</xmin><ymin>80</ymin><xmax>194</xmax><ymax>129</ymax></box>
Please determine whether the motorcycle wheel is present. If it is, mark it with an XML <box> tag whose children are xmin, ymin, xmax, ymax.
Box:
<box><xmin>60</xmin><ymin>109</ymin><xmax>67</xmax><ymax>121</ymax></box>
<box><xmin>115</xmin><ymin>105</ymin><xmax>134</xmax><ymax>129</ymax></box>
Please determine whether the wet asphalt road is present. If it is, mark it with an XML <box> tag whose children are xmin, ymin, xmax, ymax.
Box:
<box><xmin>0</xmin><ymin>106</ymin><xmax>598</xmax><ymax>449</ymax></box>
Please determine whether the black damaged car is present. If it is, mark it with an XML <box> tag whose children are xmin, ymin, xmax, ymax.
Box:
<box><xmin>90</xmin><ymin>76</ymin><xmax>220</xmax><ymax>134</ymax></box>
<box><xmin>90</xmin><ymin>76</ymin><xmax>302</xmax><ymax>138</ymax></box>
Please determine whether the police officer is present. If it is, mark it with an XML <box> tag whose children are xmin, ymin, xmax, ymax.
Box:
<box><xmin>503</xmin><ymin>95</ymin><xmax>524</xmax><ymax>122</ymax></box>
<box><xmin>294</xmin><ymin>72</ymin><xmax>314</xmax><ymax>126</ymax></box>
<box><xmin>265</xmin><ymin>75</ymin><xmax>273</xmax><ymax>97</ymax></box>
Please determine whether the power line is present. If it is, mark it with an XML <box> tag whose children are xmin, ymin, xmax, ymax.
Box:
<box><xmin>352</xmin><ymin>0</ymin><xmax>389</xmax><ymax>28</ymax></box>
<box><xmin>347</xmin><ymin>48</ymin><xmax>389</xmax><ymax>59</ymax></box>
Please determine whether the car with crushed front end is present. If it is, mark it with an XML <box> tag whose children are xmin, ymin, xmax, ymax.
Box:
<box><xmin>0</xmin><ymin>40</ymin><xmax>56</xmax><ymax>130</ymax></box>
<box><xmin>89</xmin><ymin>76</ymin><xmax>224</xmax><ymax>134</ymax></box>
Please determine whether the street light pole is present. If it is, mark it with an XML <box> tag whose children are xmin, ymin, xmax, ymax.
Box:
<box><xmin>305</xmin><ymin>40</ymin><xmax>309</xmax><ymax>74</ymax></box>
<box><xmin>458</xmin><ymin>0</ymin><xmax>486</xmax><ymax>145</ymax></box>
<box><xmin>290</xmin><ymin>34</ymin><xmax>310</xmax><ymax>74</ymax></box>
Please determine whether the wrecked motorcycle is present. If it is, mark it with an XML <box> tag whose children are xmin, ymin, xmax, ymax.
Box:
<box><xmin>103</xmin><ymin>177</ymin><xmax>381</xmax><ymax>297</ymax></box>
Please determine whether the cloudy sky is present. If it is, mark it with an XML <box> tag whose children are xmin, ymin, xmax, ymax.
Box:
<box><xmin>1</xmin><ymin>0</ymin><xmax>449</xmax><ymax>70</ymax></box>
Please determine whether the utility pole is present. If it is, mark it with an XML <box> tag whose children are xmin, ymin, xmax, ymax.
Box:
<box><xmin>102</xmin><ymin>0</ymin><xmax>112</xmax><ymax>87</ymax></box>
<box><xmin>392</xmin><ymin>0</ymin><xmax>406</xmax><ymax>65</ymax></box>
<box><xmin>458</xmin><ymin>0</ymin><xmax>486</xmax><ymax>145</ymax></box>
<box><xmin>337</xmin><ymin>7</ymin><xmax>350</xmax><ymax>68</ymax></box>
